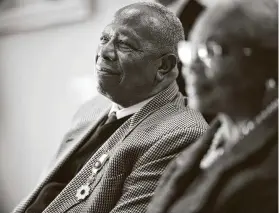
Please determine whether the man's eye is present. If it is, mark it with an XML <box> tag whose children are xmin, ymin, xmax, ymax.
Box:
<box><xmin>118</xmin><ymin>40</ymin><xmax>133</xmax><ymax>49</ymax></box>
<box><xmin>100</xmin><ymin>36</ymin><xmax>109</xmax><ymax>44</ymax></box>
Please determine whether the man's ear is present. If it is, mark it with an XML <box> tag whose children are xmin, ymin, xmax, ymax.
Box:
<box><xmin>156</xmin><ymin>53</ymin><xmax>177</xmax><ymax>82</ymax></box>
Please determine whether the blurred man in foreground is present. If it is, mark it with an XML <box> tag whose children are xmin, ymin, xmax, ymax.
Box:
<box><xmin>147</xmin><ymin>0</ymin><xmax>278</xmax><ymax>212</ymax></box>
<box><xmin>13</xmin><ymin>2</ymin><xmax>207</xmax><ymax>213</ymax></box>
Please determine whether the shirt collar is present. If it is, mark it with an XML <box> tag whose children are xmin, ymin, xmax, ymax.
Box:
<box><xmin>109</xmin><ymin>97</ymin><xmax>154</xmax><ymax>119</ymax></box>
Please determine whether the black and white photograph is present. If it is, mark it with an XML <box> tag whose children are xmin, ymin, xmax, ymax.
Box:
<box><xmin>0</xmin><ymin>0</ymin><xmax>277</xmax><ymax>212</ymax></box>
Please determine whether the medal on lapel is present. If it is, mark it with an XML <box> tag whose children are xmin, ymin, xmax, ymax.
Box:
<box><xmin>76</xmin><ymin>184</ymin><xmax>90</xmax><ymax>201</ymax></box>
<box><xmin>76</xmin><ymin>153</ymin><xmax>110</xmax><ymax>201</ymax></box>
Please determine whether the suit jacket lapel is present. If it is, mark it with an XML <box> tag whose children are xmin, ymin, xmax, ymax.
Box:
<box><xmin>44</xmin><ymin>118</ymin><xmax>132</xmax><ymax>213</ymax></box>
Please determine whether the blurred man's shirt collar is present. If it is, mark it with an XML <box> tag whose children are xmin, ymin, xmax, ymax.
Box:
<box><xmin>109</xmin><ymin>97</ymin><xmax>154</xmax><ymax>119</ymax></box>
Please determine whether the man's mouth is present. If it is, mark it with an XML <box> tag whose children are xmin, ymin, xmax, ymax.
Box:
<box><xmin>95</xmin><ymin>64</ymin><xmax>119</xmax><ymax>75</ymax></box>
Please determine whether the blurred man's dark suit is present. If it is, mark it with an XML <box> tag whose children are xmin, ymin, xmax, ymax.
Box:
<box><xmin>147</xmin><ymin>108</ymin><xmax>278</xmax><ymax>213</ymax></box>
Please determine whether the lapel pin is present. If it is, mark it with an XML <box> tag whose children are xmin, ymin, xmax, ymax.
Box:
<box><xmin>75</xmin><ymin>153</ymin><xmax>109</xmax><ymax>201</ymax></box>
<box><xmin>76</xmin><ymin>184</ymin><xmax>90</xmax><ymax>201</ymax></box>
<box><xmin>92</xmin><ymin>153</ymin><xmax>109</xmax><ymax>174</ymax></box>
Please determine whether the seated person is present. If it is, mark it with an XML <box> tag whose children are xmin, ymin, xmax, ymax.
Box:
<box><xmin>13</xmin><ymin>2</ymin><xmax>208</xmax><ymax>213</ymax></box>
<box><xmin>147</xmin><ymin>0</ymin><xmax>278</xmax><ymax>212</ymax></box>
<box><xmin>156</xmin><ymin>0</ymin><xmax>215</xmax><ymax>123</ymax></box>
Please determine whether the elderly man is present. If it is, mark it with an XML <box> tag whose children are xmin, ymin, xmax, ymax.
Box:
<box><xmin>13</xmin><ymin>2</ymin><xmax>207</xmax><ymax>213</ymax></box>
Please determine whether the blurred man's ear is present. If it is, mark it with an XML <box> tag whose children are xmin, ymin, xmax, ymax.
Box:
<box><xmin>156</xmin><ymin>53</ymin><xmax>177</xmax><ymax>82</ymax></box>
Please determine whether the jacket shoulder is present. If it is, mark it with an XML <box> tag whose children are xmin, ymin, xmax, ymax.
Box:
<box><xmin>72</xmin><ymin>94</ymin><xmax>111</xmax><ymax>123</ymax></box>
<box><xmin>141</xmin><ymin>103</ymin><xmax>208</xmax><ymax>134</ymax></box>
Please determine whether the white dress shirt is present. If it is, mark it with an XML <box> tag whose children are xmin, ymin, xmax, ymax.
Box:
<box><xmin>109</xmin><ymin>97</ymin><xmax>153</xmax><ymax>119</ymax></box>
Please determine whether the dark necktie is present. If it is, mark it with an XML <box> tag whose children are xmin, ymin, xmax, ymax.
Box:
<box><xmin>104</xmin><ymin>111</ymin><xmax>117</xmax><ymax>125</ymax></box>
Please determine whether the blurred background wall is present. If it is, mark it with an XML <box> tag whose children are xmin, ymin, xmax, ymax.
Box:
<box><xmin>0</xmin><ymin>0</ymin><xmax>138</xmax><ymax>211</ymax></box>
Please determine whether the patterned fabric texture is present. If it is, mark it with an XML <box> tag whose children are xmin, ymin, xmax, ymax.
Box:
<box><xmin>13</xmin><ymin>82</ymin><xmax>208</xmax><ymax>213</ymax></box>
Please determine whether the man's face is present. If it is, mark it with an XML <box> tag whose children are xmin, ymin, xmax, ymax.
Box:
<box><xmin>180</xmin><ymin>14</ymin><xmax>266</xmax><ymax>115</ymax></box>
<box><xmin>95</xmin><ymin>7</ymin><xmax>161</xmax><ymax>107</ymax></box>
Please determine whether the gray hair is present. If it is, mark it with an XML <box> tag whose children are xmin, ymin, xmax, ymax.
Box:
<box><xmin>115</xmin><ymin>2</ymin><xmax>185</xmax><ymax>59</ymax></box>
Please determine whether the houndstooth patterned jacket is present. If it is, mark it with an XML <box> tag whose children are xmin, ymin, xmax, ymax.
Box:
<box><xmin>13</xmin><ymin>82</ymin><xmax>208</xmax><ymax>213</ymax></box>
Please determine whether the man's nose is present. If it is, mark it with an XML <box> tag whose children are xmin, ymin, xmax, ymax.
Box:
<box><xmin>98</xmin><ymin>41</ymin><xmax>117</xmax><ymax>61</ymax></box>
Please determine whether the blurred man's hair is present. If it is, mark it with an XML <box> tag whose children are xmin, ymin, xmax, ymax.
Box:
<box><xmin>193</xmin><ymin>0</ymin><xmax>278</xmax><ymax>78</ymax></box>
<box><xmin>204</xmin><ymin>0</ymin><xmax>278</xmax><ymax>49</ymax></box>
